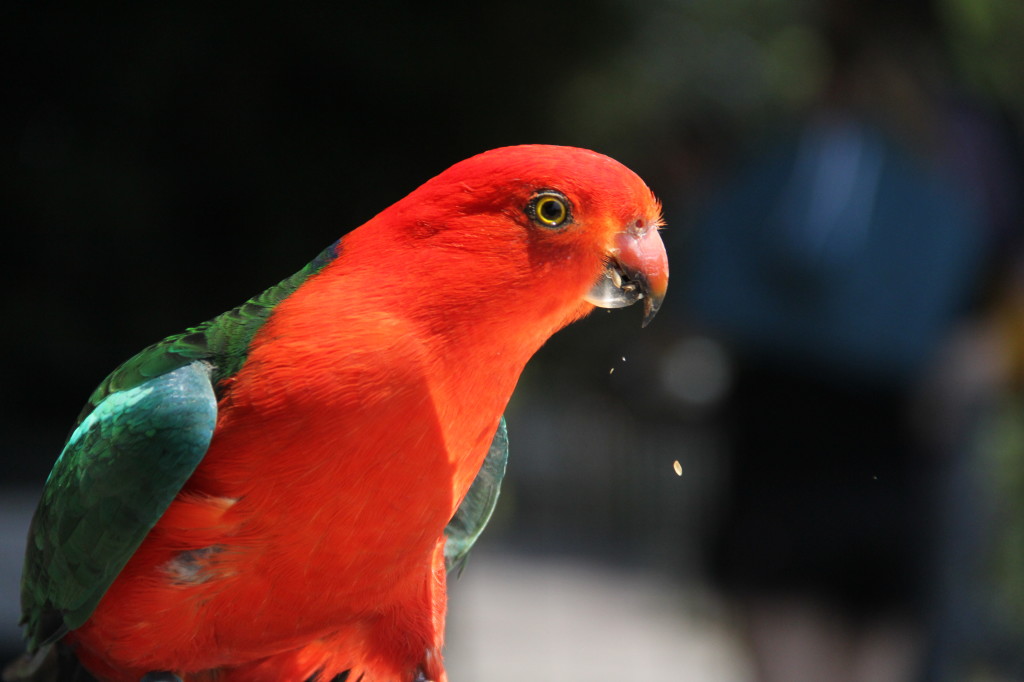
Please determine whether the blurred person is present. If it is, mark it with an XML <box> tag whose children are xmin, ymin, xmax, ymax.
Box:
<box><xmin>681</xmin><ymin>5</ymin><xmax>1019</xmax><ymax>681</ymax></box>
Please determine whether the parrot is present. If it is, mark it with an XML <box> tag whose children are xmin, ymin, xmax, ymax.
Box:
<box><xmin>6</xmin><ymin>144</ymin><xmax>668</xmax><ymax>682</ymax></box>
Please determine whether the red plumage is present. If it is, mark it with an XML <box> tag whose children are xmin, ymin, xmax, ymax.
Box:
<box><xmin>61</xmin><ymin>145</ymin><xmax>667</xmax><ymax>682</ymax></box>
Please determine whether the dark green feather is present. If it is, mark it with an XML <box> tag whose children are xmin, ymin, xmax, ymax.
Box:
<box><xmin>20</xmin><ymin>241</ymin><xmax>340</xmax><ymax>651</ymax></box>
<box><xmin>22</xmin><ymin>362</ymin><xmax>217</xmax><ymax>651</ymax></box>
<box><xmin>444</xmin><ymin>417</ymin><xmax>509</xmax><ymax>572</ymax></box>
<box><xmin>75</xmin><ymin>239</ymin><xmax>340</xmax><ymax>427</ymax></box>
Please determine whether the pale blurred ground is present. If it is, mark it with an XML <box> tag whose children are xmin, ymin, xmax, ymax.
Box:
<box><xmin>0</xmin><ymin>490</ymin><xmax>34</xmax><ymax>657</ymax></box>
<box><xmin>445</xmin><ymin>550</ymin><xmax>750</xmax><ymax>682</ymax></box>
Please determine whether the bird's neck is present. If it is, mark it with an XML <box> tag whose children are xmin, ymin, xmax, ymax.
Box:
<box><xmin>220</xmin><ymin>259</ymin><xmax>546</xmax><ymax>517</ymax></box>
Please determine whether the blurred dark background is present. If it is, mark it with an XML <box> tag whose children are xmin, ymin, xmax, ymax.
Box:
<box><xmin>4</xmin><ymin>1</ymin><xmax>1024</xmax><ymax>681</ymax></box>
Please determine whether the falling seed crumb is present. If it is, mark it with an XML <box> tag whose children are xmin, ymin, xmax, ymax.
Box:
<box><xmin>609</xmin><ymin>367</ymin><xmax>615</xmax><ymax>374</ymax></box>
<box><xmin>673</xmin><ymin>460</ymin><xmax>682</xmax><ymax>476</ymax></box>
<box><xmin>621</xmin><ymin>356</ymin><xmax>627</xmax><ymax>362</ymax></box>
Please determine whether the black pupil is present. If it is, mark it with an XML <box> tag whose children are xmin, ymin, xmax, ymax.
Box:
<box><xmin>540</xmin><ymin>199</ymin><xmax>563</xmax><ymax>222</ymax></box>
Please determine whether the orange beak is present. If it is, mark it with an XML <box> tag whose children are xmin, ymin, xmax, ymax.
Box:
<box><xmin>585</xmin><ymin>224</ymin><xmax>669</xmax><ymax>327</ymax></box>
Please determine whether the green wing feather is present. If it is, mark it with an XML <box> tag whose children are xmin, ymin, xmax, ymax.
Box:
<box><xmin>444</xmin><ymin>417</ymin><xmax>509</xmax><ymax>572</ymax></box>
<box><xmin>22</xmin><ymin>362</ymin><xmax>217</xmax><ymax>651</ymax></box>
<box><xmin>76</xmin><ymin>240</ymin><xmax>340</xmax><ymax>426</ymax></box>
<box><xmin>20</xmin><ymin>241</ymin><xmax>340</xmax><ymax>651</ymax></box>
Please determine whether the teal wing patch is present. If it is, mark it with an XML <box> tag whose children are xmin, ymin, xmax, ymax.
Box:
<box><xmin>20</xmin><ymin>361</ymin><xmax>217</xmax><ymax>651</ymax></box>
<box><xmin>444</xmin><ymin>417</ymin><xmax>508</xmax><ymax>572</ymax></box>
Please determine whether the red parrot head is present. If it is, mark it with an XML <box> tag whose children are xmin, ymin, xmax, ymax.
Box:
<box><xmin>341</xmin><ymin>144</ymin><xmax>668</xmax><ymax>351</ymax></box>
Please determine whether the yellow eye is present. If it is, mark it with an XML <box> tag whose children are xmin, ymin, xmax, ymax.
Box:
<box><xmin>529</xmin><ymin>192</ymin><xmax>571</xmax><ymax>229</ymax></box>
